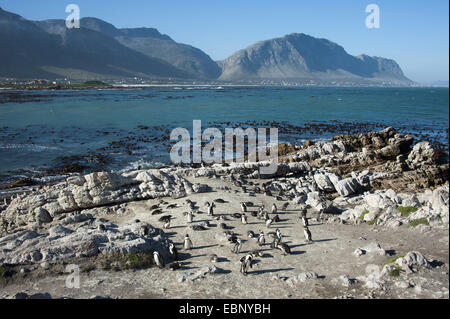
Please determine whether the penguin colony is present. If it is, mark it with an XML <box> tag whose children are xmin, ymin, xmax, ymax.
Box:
<box><xmin>147</xmin><ymin>194</ymin><xmax>315</xmax><ymax>276</ymax></box>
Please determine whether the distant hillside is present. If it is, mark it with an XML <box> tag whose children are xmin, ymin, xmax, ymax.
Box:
<box><xmin>219</xmin><ymin>33</ymin><xmax>413</xmax><ymax>85</ymax></box>
<box><xmin>0</xmin><ymin>8</ymin><xmax>189</xmax><ymax>80</ymax></box>
<box><xmin>80</xmin><ymin>17</ymin><xmax>221</xmax><ymax>80</ymax></box>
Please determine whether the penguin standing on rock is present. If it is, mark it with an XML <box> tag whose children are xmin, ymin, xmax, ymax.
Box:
<box><xmin>304</xmin><ymin>226</ymin><xmax>312</xmax><ymax>243</ymax></box>
<box><xmin>153</xmin><ymin>251</ymin><xmax>164</xmax><ymax>269</ymax></box>
<box><xmin>184</xmin><ymin>234</ymin><xmax>193</xmax><ymax>250</ymax></box>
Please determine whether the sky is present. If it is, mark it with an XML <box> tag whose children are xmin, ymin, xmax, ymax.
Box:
<box><xmin>0</xmin><ymin>0</ymin><xmax>448</xmax><ymax>83</ymax></box>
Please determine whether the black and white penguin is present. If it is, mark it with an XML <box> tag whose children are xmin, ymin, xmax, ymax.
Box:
<box><xmin>273</xmin><ymin>214</ymin><xmax>280</xmax><ymax>222</ymax></box>
<box><xmin>151</xmin><ymin>209</ymin><xmax>163</xmax><ymax>215</ymax></box>
<box><xmin>153</xmin><ymin>251</ymin><xmax>164</xmax><ymax>269</ymax></box>
<box><xmin>277</xmin><ymin>242</ymin><xmax>292</xmax><ymax>255</ymax></box>
<box><xmin>257</xmin><ymin>231</ymin><xmax>265</xmax><ymax>246</ymax></box>
<box><xmin>167</xmin><ymin>261</ymin><xmax>182</xmax><ymax>271</ymax></box>
<box><xmin>168</xmin><ymin>242</ymin><xmax>178</xmax><ymax>260</ymax></box>
<box><xmin>166</xmin><ymin>204</ymin><xmax>177</xmax><ymax>209</ymax></box>
<box><xmin>241</xmin><ymin>214</ymin><xmax>248</xmax><ymax>225</ymax></box>
<box><xmin>149</xmin><ymin>204</ymin><xmax>160</xmax><ymax>210</ymax></box>
<box><xmin>186</xmin><ymin>211</ymin><xmax>193</xmax><ymax>223</ymax></box>
<box><xmin>209</xmin><ymin>254</ymin><xmax>219</xmax><ymax>263</ymax></box>
<box><xmin>271</xmin><ymin>203</ymin><xmax>277</xmax><ymax>214</ymax></box>
<box><xmin>207</xmin><ymin>203</ymin><xmax>214</xmax><ymax>216</ymax></box>
<box><xmin>240</xmin><ymin>202</ymin><xmax>247</xmax><ymax>213</ymax></box>
<box><xmin>302</xmin><ymin>216</ymin><xmax>309</xmax><ymax>227</ymax></box>
<box><xmin>232</xmin><ymin>239</ymin><xmax>243</xmax><ymax>254</ymax></box>
<box><xmin>240</xmin><ymin>254</ymin><xmax>254</xmax><ymax>275</ymax></box>
<box><xmin>304</xmin><ymin>226</ymin><xmax>312</xmax><ymax>243</ymax></box>
<box><xmin>184</xmin><ymin>234</ymin><xmax>193</xmax><ymax>250</ymax></box>
<box><xmin>281</xmin><ymin>202</ymin><xmax>289</xmax><ymax>210</ymax></box>
<box><xmin>247</xmin><ymin>230</ymin><xmax>255</xmax><ymax>238</ymax></box>
<box><xmin>265</xmin><ymin>218</ymin><xmax>274</xmax><ymax>228</ymax></box>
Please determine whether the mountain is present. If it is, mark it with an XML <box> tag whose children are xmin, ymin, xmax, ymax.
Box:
<box><xmin>79</xmin><ymin>18</ymin><xmax>221</xmax><ymax>80</ymax></box>
<box><xmin>0</xmin><ymin>8</ymin><xmax>189</xmax><ymax>80</ymax></box>
<box><xmin>219</xmin><ymin>33</ymin><xmax>412</xmax><ymax>85</ymax></box>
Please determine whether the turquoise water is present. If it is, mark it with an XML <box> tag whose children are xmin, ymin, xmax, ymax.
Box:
<box><xmin>0</xmin><ymin>86</ymin><xmax>448</xmax><ymax>183</ymax></box>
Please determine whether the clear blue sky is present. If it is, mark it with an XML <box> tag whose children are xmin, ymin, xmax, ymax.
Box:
<box><xmin>1</xmin><ymin>0</ymin><xmax>448</xmax><ymax>83</ymax></box>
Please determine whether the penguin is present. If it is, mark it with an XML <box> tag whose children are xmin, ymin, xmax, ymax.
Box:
<box><xmin>250</xmin><ymin>211</ymin><xmax>258</xmax><ymax>217</ymax></box>
<box><xmin>219</xmin><ymin>222</ymin><xmax>228</xmax><ymax>230</ymax></box>
<box><xmin>257</xmin><ymin>232</ymin><xmax>265</xmax><ymax>246</ymax></box>
<box><xmin>273</xmin><ymin>214</ymin><xmax>280</xmax><ymax>222</ymax></box>
<box><xmin>153</xmin><ymin>251</ymin><xmax>164</xmax><ymax>269</ymax></box>
<box><xmin>281</xmin><ymin>202</ymin><xmax>289</xmax><ymax>210</ymax></box>
<box><xmin>240</xmin><ymin>254</ymin><xmax>254</xmax><ymax>275</ymax></box>
<box><xmin>304</xmin><ymin>226</ymin><xmax>312</xmax><ymax>243</ymax></box>
<box><xmin>166</xmin><ymin>204</ymin><xmax>177</xmax><ymax>209</ymax></box>
<box><xmin>302</xmin><ymin>216</ymin><xmax>309</xmax><ymax>227</ymax></box>
<box><xmin>167</xmin><ymin>261</ymin><xmax>182</xmax><ymax>271</ymax></box>
<box><xmin>191</xmin><ymin>225</ymin><xmax>207</xmax><ymax>231</ymax></box>
<box><xmin>207</xmin><ymin>203</ymin><xmax>214</xmax><ymax>216</ymax></box>
<box><xmin>188</xmin><ymin>201</ymin><xmax>195</xmax><ymax>210</ymax></box>
<box><xmin>276</xmin><ymin>228</ymin><xmax>282</xmax><ymax>242</ymax></box>
<box><xmin>271</xmin><ymin>203</ymin><xmax>277</xmax><ymax>214</ymax></box>
<box><xmin>231</xmin><ymin>213</ymin><xmax>242</xmax><ymax>219</ymax></box>
<box><xmin>265</xmin><ymin>218</ymin><xmax>273</xmax><ymax>228</ymax></box>
<box><xmin>241</xmin><ymin>214</ymin><xmax>248</xmax><ymax>225</ymax></box>
<box><xmin>168</xmin><ymin>242</ymin><xmax>178</xmax><ymax>260</ymax></box>
<box><xmin>184</xmin><ymin>234</ymin><xmax>193</xmax><ymax>250</ymax></box>
<box><xmin>98</xmin><ymin>224</ymin><xmax>106</xmax><ymax>232</ymax></box>
<box><xmin>209</xmin><ymin>254</ymin><xmax>219</xmax><ymax>263</ymax></box>
<box><xmin>159</xmin><ymin>215</ymin><xmax>173</xmax><ymax>223</ymax></box>
<box><xmin>149</xmin><ymin>204</ymin><xmax>159</xmax><ymax>210</ymax></box>
<box><xmin>186</xmin><ymin>211</ymin><xmax>193</xmax><ymax>223</ymax></box>
<box><xmin>247</xmin><ymin>230</ymin><xmax>255</xmax><ymax>238</ymax></box>
<box><xmin>232</xmin><ymin>239</ymin><xmax>243</xmax><ymax>254</ymax></box>
<box><xmin>204</xmin><ymin>201</ymin><xmax>211</xmax><ymax>209</ymax></box>
<box><xmin>240</xmin><ymin>202</ymin><xmax>247</xmax><ymax>213</ymax></box>
<box><xmin>277</xmin><ymin>242</ymin><xmax>292</xmax><ymax>255</ymax></box>
<box><xmin>151</xmin><ymin>209</ymin><xmax>163</xmax><ymax>215</ymax></box>
<box><xmin>214</xmin><ymin>198</ymin><xmax>226</xmax><ymax>204</ymax></box>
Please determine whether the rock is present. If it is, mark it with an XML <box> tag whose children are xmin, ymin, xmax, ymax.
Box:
<box><xmin>395</xmin><ymin>251</ymin><xmax>430</xmax><ymax>273</ymax></box>
<box><xmin>313</xmin><ymin>173</ymin><xmax>335</xmax><ymax>192</ymax></box>
<box><xmin>334</xmin><ymin>178</ymin><xmax>361</xmax><ymax>197</ymax></box>
<box><xmin>35</xmin><ymin>208</ymin><xmax>52</xmax><ymax>223</ymax></box>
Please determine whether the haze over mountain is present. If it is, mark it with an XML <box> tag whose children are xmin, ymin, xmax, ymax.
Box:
<box><xmin>218</xmin><ymin>33</ymin><xmax>412</xmax><ymax>85</ymax></box>
<box><xmin>0</xmin><ymin>7</ymin><xmax>413</xmax><ymax>85</ymax></box>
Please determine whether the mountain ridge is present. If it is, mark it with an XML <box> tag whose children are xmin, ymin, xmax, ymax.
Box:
<box><xmin>0</xmin><ymin>7</ymin><xmax>413</xmax><ymax>85</ymax></box>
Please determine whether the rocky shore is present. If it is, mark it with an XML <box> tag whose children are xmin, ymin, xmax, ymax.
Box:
<box><xmin>0</xmin><ymin>127</ymin><xmax>448</xmax><ymax>299</ymax></box>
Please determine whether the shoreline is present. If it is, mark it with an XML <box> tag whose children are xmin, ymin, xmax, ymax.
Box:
<box><xmin>0</xmin><ymin>126</ymin><xmax>448</xmax><ymax>299</ymax></box>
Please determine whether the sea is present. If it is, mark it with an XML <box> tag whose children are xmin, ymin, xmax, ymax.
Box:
<box><xmin>0</xmin><ymin>86</ymin><xmax>448</xmax><ymax>186</ymax></box>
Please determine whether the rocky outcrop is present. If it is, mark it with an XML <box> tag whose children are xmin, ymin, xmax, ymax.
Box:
<box><xmin>0</xmin><ymin>170</ymin><xmax>207</xmax><ymax>233</ymax></box>
<box><xmin>0</xmin><ymin>220</ymin><xmax>167</xmax><ymax>265</ymax></box>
